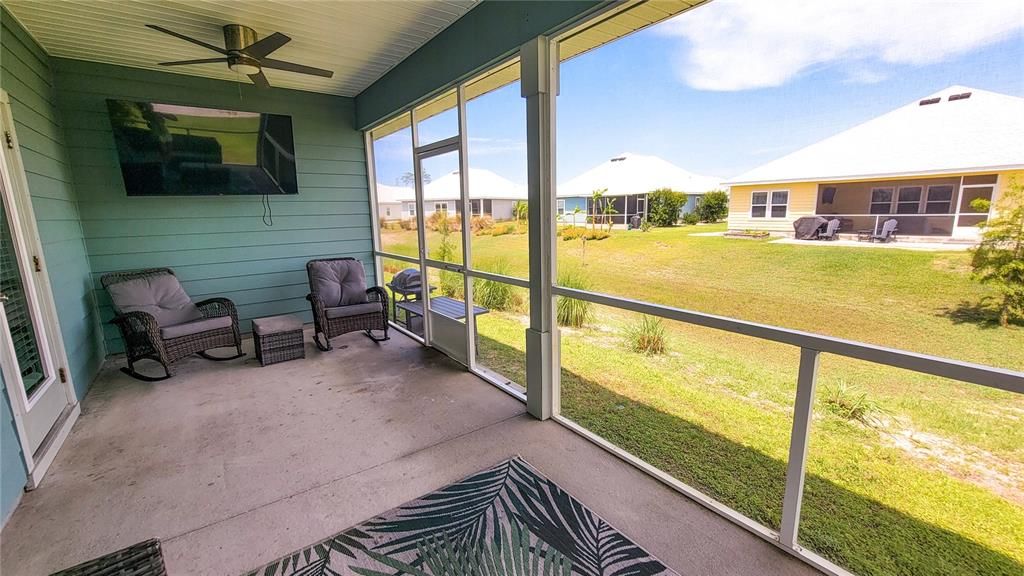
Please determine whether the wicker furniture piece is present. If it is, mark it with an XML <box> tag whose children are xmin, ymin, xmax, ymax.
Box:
<box><xmin>50</xmin><ymin>538</ymin><xmax>166</xmax><ymax>576</ymax></box>
<box><xmin>101</xmin><ymin>268</ymin><xmax>244</xmax><ymax>381</ymax></box>
<box><xmin>306</xmin><ymin>258</ymin><xmax>388</xmax><ymax>351</ymax></box>
<box><xmin>252</xmin><ymin>314</ymin><xmax>306</xmax><ymax>366</ymax></box>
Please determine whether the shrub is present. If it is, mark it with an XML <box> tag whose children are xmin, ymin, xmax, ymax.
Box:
<box><xmin>382</xmin><ymin>261</ymin><xmax>402</xmax><ymax>274</ymax></box>
<box><xmin>556</xmin><ymin>268</ymin><xmax>594</xmax><ymax>327</ymax></box>
<box><xmin>399</xmin><ymin>218</ymin><xmax>417</xmax><ymax>231</ymax></box>
<box><xmin>639</xmin><ymin>218</ymin><xmax>653</xmax><ymax>232</ymax></box>
<box><xmin>623</xmin><ymin>315</ymin><xmax>666</xmax><ymax>355</ymax></box>
<box><xmin>487</xmin><ymin>222</ymin><xmax>519</xmax><ymax>236</ymax></box>
<box><xmin>561</xmin><ymin>227</ymin><xmax>609</xmax><ymax>241</ymax></box>
<box><xmin>821</xmin><ymin>382</ymin><xmax>886</xmax><ymax>426</ymax></box>
<box><xmin>682</xmin><ymin>211</ymin><xmax>700</xmax><ymax>225</ymax></box>
<box><xmin>474</xmin><ymin>259</ymin><xmax>521</xmax><ymax>312</ymax></box>
<box><xmin>696</xmin><ymin>190</ymin><xmax>730</xmax><ymax>223</ymax></box>
<box><xmin>470</xmin><ymin>215</ymin><xmax>494</xmax><ymax>234</ymax></box>
<box><xmin>647</xmin><ymin>188</ymin><xmax>687</xmax><ymax>227</ymax></box>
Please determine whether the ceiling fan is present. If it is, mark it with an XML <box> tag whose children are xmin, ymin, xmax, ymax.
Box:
<box><xmin>146</xmin><ymin>23</ymin><xmax>333</xmax><ymax>88</ymax></box>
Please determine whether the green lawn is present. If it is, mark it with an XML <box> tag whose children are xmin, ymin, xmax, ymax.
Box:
<box><xmin>378</xmin><ymin>223</ymin><xmax>1024</xmax><ymax>576</ymax></box>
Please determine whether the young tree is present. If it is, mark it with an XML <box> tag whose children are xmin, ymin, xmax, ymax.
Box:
<box><xmin>696</xmin><ymin>190</ymin><xmax>730</xmax><ymax>223</ymax></box>
<box><xmin>601</xmin><ymin>197</ymin><xmax>618</xmax><ymax>232</ymax></box>
<box><xmin>647</xmin><ymin>188</ymin><xmax>686</xmax><ymax>226</ymax></box>
<box><xmin>970</xmin><ymin>177</ymin><xmax>1024</xmax><ymax>327</ymax></box>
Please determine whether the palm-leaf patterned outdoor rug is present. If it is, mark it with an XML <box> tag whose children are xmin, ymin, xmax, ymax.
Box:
<box><xmin>245</xmin><ymin>456</ymin><xmax>679</xmax><ymax>576</ymax></box>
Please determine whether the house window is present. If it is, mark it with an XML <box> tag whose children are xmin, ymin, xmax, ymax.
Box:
<box><xmin>470</xmin><ymin>199</ymin><xmax>481</xmax><ymax>216</ymax></box>
<box><xmin>770</xmin><ymin>191</ymin><xmax>788</xmax><ymax>218</ymax></box>
<box><xmin>435</xmin><ymin>202</ymin><xmax>448</xmax><ymax>213</ymax></box>
<box><xmin>385</xmin><ymin>207</ymin><xmax>392</xmax><ymax>217</ymax></box>
<box><xmin>870</xmin><ymin>187</ymin><xmax>894</xmax><ymax>214</ymax></box>
<box><xmin>557</xmin><ymin>199</ymin><xmax>566</xmax><ymax>216</ymax></box>
<box><xmin>925</xmin><ymin>185</ymin><xmax>954</xmax><ymax>214</ymax></box>
<box><xmin>406</xmin><ymin>202</ymin><xmax>416</xmax><ymax>216</ymax></box>
<box><xmin>896</xmin><ymin>186</ymin><xmax>922</xmax><ymax>214</ymax></box>
<box><xmin>751</xmin><ymin>191</ymin><xmax>768</xmax><ymax>218</ymax></box>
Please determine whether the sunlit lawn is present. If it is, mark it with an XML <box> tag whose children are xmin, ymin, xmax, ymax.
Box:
<box><xmin>379</xmin><ymin>223</ymin><xmax>1024</xmax><ymax>576</ymax></box>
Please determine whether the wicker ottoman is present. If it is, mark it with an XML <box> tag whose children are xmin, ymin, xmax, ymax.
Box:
<box><xmin>252</xmin><ymin>314</ymin><xmax>305</xmax><ymax>366</ymax></box>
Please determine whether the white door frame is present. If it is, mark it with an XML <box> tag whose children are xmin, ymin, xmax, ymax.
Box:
<box><xmin>0</xmin><ymin>89</ymin><xmax>79</xmax><ymax>489</ymax></box>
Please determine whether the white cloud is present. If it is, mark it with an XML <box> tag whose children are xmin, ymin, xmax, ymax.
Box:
<box><xmin>658</xmin><ymin>0</ymin><xmax>1024</xmax><ymax>91</ymax></box>
<box><xmin>468</xmin><ymin>137</ymin><xmax>526</xmax><ymax>156</ymax></box>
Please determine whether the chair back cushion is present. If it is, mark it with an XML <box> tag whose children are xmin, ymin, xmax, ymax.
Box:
<box><xmin>308</xmin><ymin>259</ymin><xmax>368</xmax><ymax>307</ymax></box>
<box><xmin>107</xmin><ymin>273</ymin><xmax>203</xmax><ymax>327</ymax></box>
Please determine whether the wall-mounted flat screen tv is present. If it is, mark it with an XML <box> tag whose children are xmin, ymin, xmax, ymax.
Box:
<box><xmin>106</xmin><ymin>100</ymin><xmax>298</xmax><ymax>196</ymax></box>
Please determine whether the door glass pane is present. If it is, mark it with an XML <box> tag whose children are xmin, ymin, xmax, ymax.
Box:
<box><xmin>371</xmin><ymin>114</ymin><xmax>418</xmax><ymax>258</ymax></box>
<box><xmin>1</xmin><ymin>196</ymin><xmax>47</xmax><ymax>394</ymax></box>
<box><xmin>421</xmin><ymin>151</ymin><xmax>463</xmax><ymax>266</ymax></box>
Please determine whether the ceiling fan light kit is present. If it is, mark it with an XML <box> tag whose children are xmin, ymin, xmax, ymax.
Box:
<box><xmin>146</xmin><ymin>22</ymin><xmax>333</xmax><ymax>88</ymax></box>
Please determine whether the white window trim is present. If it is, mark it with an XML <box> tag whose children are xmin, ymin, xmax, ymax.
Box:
<box><xmin>556</xmin><ymin>199</ymin><xmax>566</xmax><ymax>215</ymax></box>
<box><xmin>751</xmin><ymin>190</ymin><xmax>789</xmax><ymax>219</ymax></box>
<box><xmin>869</xmin><ymin>186</ymin><xmax>895</xmax><ymax>214</ymax></box>
<box><xmin>435</xmin><ymin>201</ymin><xmax>448</xmax><ymax>213</ymax></box>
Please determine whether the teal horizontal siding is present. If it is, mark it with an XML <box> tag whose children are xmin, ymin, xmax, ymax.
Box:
<box><xmin>1</xmin><ymin>10</ymin><xmax>103</xmax><ymax>404</ymax></box>
<box><xmin>52</xmin><ymin>59</ymin><xmax>374</xmax><ymax>352</ymax></box>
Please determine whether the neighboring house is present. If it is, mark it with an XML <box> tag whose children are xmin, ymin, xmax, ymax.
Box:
<box><xmin>557</xmin><ymin>153</ymin><xmax>722</xmax><ymax>226</ymax></box>
<box><xmin>724</xmin><ymin>86</ymin><xmax>1024</xmax><ymax>239</ymax></box>
<box><xmin>375</xmin><ymin>183</ymin><xmax>412</xmax><ymax>221</ymax></box>
<box><xmin>395</xmin><ymin>167</ymin><xmax>527</xmax><ymax>221</ymax></box>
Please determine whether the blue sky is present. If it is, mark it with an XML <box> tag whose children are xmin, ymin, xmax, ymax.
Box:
<box><xmin>374</xmin><ymin>0</ymin><xmax>1024</xmax><ymax>189</ymax></box>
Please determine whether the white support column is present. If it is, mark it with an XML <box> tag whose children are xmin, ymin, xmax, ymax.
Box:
<box><xmin>780</xmin><ymin>347</ymin><xmax>821</xmax><ymax>547</ymax></box>
<box><xmin>457</xmin><ymin>85</ymin><xmax>476</xmax><ymax>369</ymax></box>
<box><xmin>521</xmin><ymin>36</ymin><xmax>558</xmax><ymax>420</ymax></box>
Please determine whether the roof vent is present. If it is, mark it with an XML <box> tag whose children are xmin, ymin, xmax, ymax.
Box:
<box><xmin>919</xmin><ymin>97</ymin><xmax>940</xmax><ymax>106</ymax></box>
<box><xmin>610</xmin><ymin>156</ymin><xmax>626</xmax><ymax>162</ymax></box>
<box><xmin>948</xmin><ymin>92</ymin><xmax>972</xmax><ymax>101</ymax></box>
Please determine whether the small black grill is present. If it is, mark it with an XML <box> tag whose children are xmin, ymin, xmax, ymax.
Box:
<box><xmin>390</xmin><ymin>268</ymin><xmax>423</xmax><ymax>292</ymax></box>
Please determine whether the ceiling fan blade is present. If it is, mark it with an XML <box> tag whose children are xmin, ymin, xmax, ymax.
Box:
<box><xmin>146</xmin><ymin>24</ymin><xmax>226</xmax><ymax>54</ymax></box>
<box><xmin>244</xmin><ymin>32</ymin><xmax>291</xmax><ymax>58</ymax></box>
<box><xmin>260</xmin><ymin>58</ymin><xmax>334</xmax><ymax>78</ymax></box>
<box><xmin>248</xmin><ymin>71</ymin><xmax>270</xmax><ymax>88</ymax></box>
<box><xmin>159</xmin><ymin>58</ymin><xmax>227</xmax><ymax>66</ymax></box>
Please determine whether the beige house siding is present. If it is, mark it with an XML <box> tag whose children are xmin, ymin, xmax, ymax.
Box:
<box><xmin>727</xmin><ymin>183</ymin><xmax>818</xmax><ymax>232</ymax></box>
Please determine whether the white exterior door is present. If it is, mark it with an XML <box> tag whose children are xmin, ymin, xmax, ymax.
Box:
<box><xmin>0</xmin><ymin>92</ymin><xmax>78</xmax><ymax>488</ymax></box>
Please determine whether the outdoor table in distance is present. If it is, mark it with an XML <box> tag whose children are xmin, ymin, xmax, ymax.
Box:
<box><xmin>251</xmin><ymin>314</ymin><xmax>305</xmax><ymax>366</ymax></box>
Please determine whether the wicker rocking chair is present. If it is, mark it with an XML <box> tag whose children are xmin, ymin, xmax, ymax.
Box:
<box><xmin>306</xmin><ymin>258</ymin><xmax>388</xmax><ymax>351</ymax></box>
<box><xmin>101</xmin><ymin>268</ymin><xmax>244</xmax><ymax>381</ymax></box>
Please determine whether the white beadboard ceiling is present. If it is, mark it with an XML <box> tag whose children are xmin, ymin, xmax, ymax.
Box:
<box><xmin>3</xmin><ymin>0</ymin><xmax>478</xmax><ymax>97</ymax></box>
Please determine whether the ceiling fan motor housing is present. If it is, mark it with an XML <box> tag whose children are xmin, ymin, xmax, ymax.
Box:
<box><xmin>223</xmin><ymin>24</ymin><xmax>261</xmax><ymax>72</ymax></box>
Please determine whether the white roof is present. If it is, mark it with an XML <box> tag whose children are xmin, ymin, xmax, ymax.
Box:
<box><xmin>557</xmin><ymin>153</ymin><xmax>723</xmax><ymax>197</ymax></box>
<box><xmin>392</xmin><ymin>168</ymin><xmax>526</xmax><ymax>202</ymax></box>
<box><xmin>374</xmin><ymin>183</ymin><xmax>411</xmax><ymax>204</ymax></box>
<box><xmin>726</xmin><ymin>86</ymin><xmax>1024</xmax><ymax>186</ymax></box>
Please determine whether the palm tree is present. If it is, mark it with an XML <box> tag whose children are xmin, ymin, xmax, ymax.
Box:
<box><xmin>589</xmin><ymin>188</ymin><xmax>606</xmax><ymax>232</ymax></box>
<box><xmin>513</xmin><ymin>200</ymin><xmax>528</xmax><ymax>232</ymax></box>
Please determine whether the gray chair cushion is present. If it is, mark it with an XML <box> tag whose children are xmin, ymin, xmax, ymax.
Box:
<box><xmin>107</xmin><ymin>273</ymin><xmax>203</xmax><ymax>327</ymax></box>
<box><xmin>325</xmin><ymin>302</ymin><xmax>382</xmax><ymax>319</ymax></box>
<box><xmin>252</xmin><ymin>314</ymin><xmax>304</xmax><ymax>335</ymax></box>
<box><xmin>159</xmin><ymin>315</ymin><xmax>232</xmax><ymax>340</ymax></box>
<box><xmin>308</xmin><ymin>259</ymin><xmax>368</xmax><ymax>307</ymax></box>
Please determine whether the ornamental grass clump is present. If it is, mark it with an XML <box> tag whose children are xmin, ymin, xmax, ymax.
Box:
<box><xmin>623</xmin><ymin>315</ymin><xmax>667</xmax><ymax>355</ymax></box>
<box><xmin>556</xmin><ymin>267</ymin><xmax>593</xmax><ymax>327</ymax></box>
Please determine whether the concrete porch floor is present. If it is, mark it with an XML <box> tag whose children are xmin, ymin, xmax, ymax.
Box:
<box><xmin>0</xmin><ymin>330</ymin><xmax>821</xmax><ymax>576</ymax></box>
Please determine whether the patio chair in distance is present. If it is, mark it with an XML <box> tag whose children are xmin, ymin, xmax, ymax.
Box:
<box><xmin>101</xmin><ymin>268</ymin><xmax>244</xmax><ymax>381</ymax></box>
<box><xmin>306</xmin><ymin>257</ymin><xmax>389</xmax><ymax>351</ymax></box>
<box><xmin>818</xmin><ymin>218</ymin><xmax>841</xmax><ymax>240</ymax></box>
<box><xmin>871</xmin><ymin>218</ymin><xmax>899</xmax><ymax>243</ymax></box>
